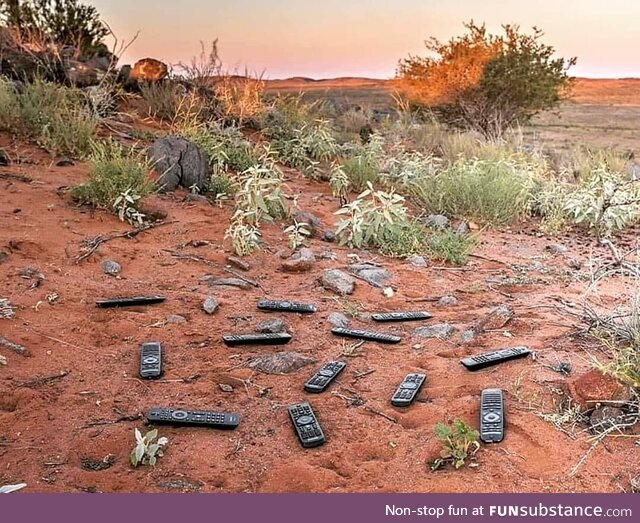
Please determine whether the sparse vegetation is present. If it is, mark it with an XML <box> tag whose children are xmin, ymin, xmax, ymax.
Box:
<box><xmin>284</xmin><ymin>221</ymin><xmax>311</xmax><ymax>249</ymax></box>
<box><xmin>426</xmin><ymin>229</ymin><xmax>477</xmax><ymax>266</ymax></box>
<box><xmin>431</xmin><ymin>419</ymin><xmax>480</xmax><ymax>470</ymax></box>
<box><xmin>338</xmin><ymin>133</ymin><xmax>384</xmax><ymax>191</ymax></box>
<box><xmin>130</xmin><ymin>428</ymin><xmax>168</xmax><ymax>468</ymax></box>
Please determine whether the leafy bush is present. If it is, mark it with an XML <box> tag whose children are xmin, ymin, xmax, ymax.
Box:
<box><xmin>234</xmin><ymin>163</ymin><xmax>288</xmax><ymax>225</ymax></box>
<box><xmin>0</xmin><ymin>78</ymin><xmax>98</xmax><ymax>157</ymax></box>
<box><xmin>72</xmin><ymin>139</ymin><xmax>154</xmax><ymax>222</ymax></box>
<box><xmin>335</xmin><ymin>183</ymin><xmax>408</xmax><ymax>249</ymax></box>
<box><xmin>130</xmin><ymin>428</ymin><xmax>168</xmax><ymax>468</ymax></box>
<box><xmin>410</xmin><ymin>156</ymin><xmax>541</xmax><ymax>224</ymax></box>
<box><xmin>208</xmin><ymin>174</ymin><xmax>235</xmax><ymax>201</ymax></box>
<box><xmin>225</xmin><ymin>212</ymin><xmax>262</xmax><ymax>257</ymax></box>
<box><xmin>284</xmin><ymin>221</ymin><xmax>311</xmax><ymax>249</ymax></box>
<box><xmin>377</xmin><ymin>220</ymin><xmax>430</xmax><ymax>257</ymax></box>
<box><xmin>338</xmin><ymin>133</ymin><xmax>385</xmax><ymax>191</ymax></box>
<box><xmin>397</xmin><ymin>22</ymin><xmax>575</xmax><ymax>138</ymax></box>
<box><xmin>427</xmin><ymin>229</ymin><xmax>477</xmax><ymax>266</ymax></box>
<box><xmin>329</xmin><ymin>162</ymin><xmax>350</xmax><ymax>203</ymax></box>
<box><xmin>431</xmin><ymin>419</ymin><xmax>480</xmax><ymax>470</ymax></box>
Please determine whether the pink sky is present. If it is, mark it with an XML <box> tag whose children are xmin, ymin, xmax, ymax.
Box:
<box><xmin>89</xmin><ymin>0</ymin><xmax>640</xmax><ymax>79</ymax></box>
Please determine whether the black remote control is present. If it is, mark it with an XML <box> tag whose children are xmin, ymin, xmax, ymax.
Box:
<box><xmin>480</xmin><ymin>389</ymin><xmax>505</xmax><ymax>443</ymax></box>
<box><xmin>139</xmin><ymin>342</ymin><xmax>162</xmax><ymax>379</ymax></box>
<box><xmin>288</xmin><ymin>402</ymin><xmax>325</xmax><ymax>448</ymax></box>
<box><xmin>146</xmin><ymin>408</ymin><xmax>240</xmax><ymax>429</ymax></box>
<box><xmin>461</xmin><ymin>346</ymin><xmax>531</xmax><ymax>371</ymax></box>
<box><xmin>372</xmin><ymin>311</ymin><xmax>432</xmax><ymax>322</ymax></box>
<box><xmin>304</xmin><ymin>361</ymin><xmax>347</xmax><ymax>393</ymax></box>
<box><xmin>331</xmin><ymin>327</ymin><xmax>401</xmax><ymax>344</ymax></box>
<box><xmin>96</xmin><ymin>296</ymin><xmax>166</xmax><ymax>308</ymax></box>
<box><xmin>391</xmin><ymin>373</ymin><xmax>426</xmax><ymax>407</ymax></box>
<box><xmin>222</xmin><ymin>332</ymin><xmax>292</xmax><ymax>346</ymax></box>
<box><xmin>257</xmin><ymin>299</ymin><xmax>317</xmax><ymax>314</ymax></box>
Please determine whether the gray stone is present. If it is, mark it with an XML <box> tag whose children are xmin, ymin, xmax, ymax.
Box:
<box><xmin>546</xmin><ymin>243</ymin><xmax>568</xmax><ymax>255</ymax></box>
<box><xmin>257</xmin><ymin>317</ymin><xmax>289</xmax><ymax>334</ymax></box>
<box><xmin>437</xmin><ymin>295</ymin><xmax>458</xmax><ymax>307</ymax></box>
<box><xmin>566</xmin><ymin>257</ymin><xmax>582</xmax><ymax>270</ymax></box>
<box><xmin>474</xmin><ymin>304</ymin><xmax>514</xmax><ymax>333</ymax></box>
<box><xmin>0</xmin><ymin>149</ymin><xmax>8</xmax><ymax>166</ymax></box>
<box><xmin>455</xmin><ymin>222</ymin><xmax>470</xmax><ymax>235</ymax></box>
<box><xmin>202</xmin><ymin>296</ymin><xmax>219</xmax><ymax>314</ymax></box>
<box><xmin>407</xmin><ymin>255</ymin><xmax>427</xmax><ymax>267</ymax></box>
<box><xmin>590</xmin><ymin>406</ymin><xmax>625</xmax><ymax>433</ymax></box>
<box><xmin>147</xmin><ymin>136</ymin><xmax>208</xmax><ymax>193</ymax></box>
<box><xmin>322</xmin><ymin>269</ymin><xmax>356</xmax><ymax>295</ymax></box>
<box><xmin>166</xmin><ymin>314</ymin><xmax>187</xmax><ymax>324</ymax></box>
<box><xmin>202</xmin><ymin>276</ymin><xmax>252</xmax><ymax>290</ymax></box>
<box><xmin>101</xmin><ymin>259</ymin><xmax>121</xmax><ymax>276</ymax></box>
<box><xmin>227</xmin><ymin>256</ymin><xmax>250</xmax><ymax>271</ymax></box>
<box><xmin>281</xmin><ymin>248</ymin><xmax>315</xmax><ymax>273</ymax></box>
<box><xmin>459</xmin><ymin>330</ymin><xmax>476</xmax><ymax>343</ymax></box>
<box><xmin>294</xmin><ymin>210</ymin><xmax>323</xmax><ymax>237</ymax></box>
<box><xmin>322</xmin><ymin>230</ymin><xmax>336</xmax><ymax>242</ymax></box>
<box><xmin>349</xmin><ymin>264</ymin><xmax>390</xmax><ymax>288</ymax></box>
<box><xmin>413</xmin><ymin>323</ymin><xmax>456</xmax><ymax>339</ymax></box>
<box><xmin>327</xmin><ymin>312</ymin><xmax>349</xmax><ymax>329</ymax></box>
<box><xmin>56</xmin><ymin>156</ymin><xmax>74</xmax><ymax>167</ymax></box>
<box><xmin>248</xmin><ymin>352</ymin><xmax>316</xmax><ymax>374</ymax></box>
<box><xmin>422</xmin><ymin>214</ymin><xmax>450</xmax><ymax>229</ymax></box>
<box><xmin>219</xmin><ymin>383</ymin><xmax>234</xmax><ymax>393</ymax></box>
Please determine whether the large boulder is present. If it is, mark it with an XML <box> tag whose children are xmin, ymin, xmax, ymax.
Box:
<box><xmin>148</xmin><ymin>136</ymin><xmax>209</xmax><ymax>193</ymax></box>
<box><xmin>131</xmin><ymin>58</ymin><xmax>169</xmax><ymax>82</ymax></box>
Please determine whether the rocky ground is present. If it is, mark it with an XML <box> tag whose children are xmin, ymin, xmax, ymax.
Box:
<box><xmin>0</xmin><ymin>134</ymin><xmax>638</xmax><ymax>493</ymax></box>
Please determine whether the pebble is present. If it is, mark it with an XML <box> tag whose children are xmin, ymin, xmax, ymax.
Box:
<box><xmin>101</xmin><ymin>259</ymin><xmax>121</xmax><ymax>276</ymax></box>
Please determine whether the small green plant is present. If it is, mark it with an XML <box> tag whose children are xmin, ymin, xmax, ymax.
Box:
<box><xmin>113</xmin><ymin>188</ymin><xmax>146</xmax><ymax>226</ymax></box>
<box><xmin>140</xmin><ymin>81</ymin><xmax>183</xmax><ymax>121</ymax></box>
<box><xmin>329</xmin><ymin>162</ymin><xmax>351</xmax><ymax>203</ymax></box>
<box><xmin>284</xmin><ymin>221</ymin><xmax>312</xmax><ymax>249</ymax></box>
<box><xmin>427</xmin><ymin>229</ymin><xmax>477</xmax><ymax>266</ymax></box>
<box><xmin>334</xmin><ymin>183</ymin><xmax>408</xmax><ymax>249</ymax></box>
<box><xmin>377</xmin><ymin>220</ymin><xmax>431</xmax><ymax>258</ymax></box>
<box><xmin>225</xmin><ymin>213</ymin><xmax>262</xmax><ymax>257</ymax></box>
<box><xmin>431</xmin><ymin>419</ymin><xmax>480</xmax><ymax>470</ymax></box>
<box><xmin>339</xmin><ymin>133</ymin><xmax>385</xmax><ymax>191</ymax></box>
<box><xmin>234</xmin><ymin>162</ymin><xmax>288</xmax><ymax>225</ymax></box>
<box><xmin>130</xmin><ymin>428</ymin><xmax>168</xmax><ymax>468</ymax></box>
<box><xmin>209</xmin><ymin>174</ymin><xmax>235</xmax><ymax>202</ymax></box>
<box><xmin>71</xmin><ymin>139</ymin><xmax>154</xmax><ymax>217</ymax></box>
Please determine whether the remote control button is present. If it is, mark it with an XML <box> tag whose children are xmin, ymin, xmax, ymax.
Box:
<box><xmin>319</xmin><ymin>369</ymin><xmax>334</xmax><ymax>377</ymax></box>
<box><xmin>483</xmin><ymin>412</ymin><xmax>501</xmax><ymax>423</ymax></box>
<box><xmin>171</xmin><ymin>410</ymin><xmax>189</xmax><ymax>420</ymax></box>
<box><xmin>297</xmin><ymin>415</ymin><xmax>313</xmax><ymax>425</ymax></box>
<box><xmin>403</xmin><ymin>382</ymin><xmax>418</xmax><ymax>389</ymax></box>
<box><xmin>143</xmin><ymin>356</ymin><xmax>159</xmax><ymax>364</ymax></box>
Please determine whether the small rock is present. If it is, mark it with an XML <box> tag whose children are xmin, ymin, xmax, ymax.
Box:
<box><xmin>422</xmin><ymin>214</ymin><xmax>450</xmax><ymax>229</ymax></box>
<box><xmin>100</xmin><ymin>259</ymin><xmax>121</xmax><ymax>276</ymax></box>
<box><xmin>407</xmin><ymin>255</ymin><xmax>427</xmax><ymax>267</ymax></box>
<box><xmin>248</xmin><ymin>352</ymin><xmax>316</xmax><ymax>374</ymax></box>
<box><xmin>437</xmin><ymin>295</ymin><xmax>458</xmax><ymax>307</ymax></box>
<box><xmin>413</xmin><ymin>323</ymin><xmax>456</xmax><ymax>339</ymax></box>
<box><xmin>459</xmin><ymin>330</ymin><xmax>476</xmax><ymax>343</ymax></box>
<box><xmin>281</xmin><ymin>247</ymin><xmax>315</xmax><ymax>273</ymax></box>
<box><xmin>147</xmin><ymin>135</ymin><xmax>208</xmax><ymax>193</ymax></box>
<box><xmin>327</xmin><ymin>312</ymin><xmax>349</xmax><ymax>329</ymax></box>
<box><xmin>322</xmin><ymin>269</ymin><xmax>356</xmax><ymax>295</ymax></box>
<box><xmin>158</xmin><ymin>478</ymin><xmax>202</xmax><ymax>492</ymax></box>
<box><xmin>322</xmin><ymin>230</ymin><xmax>336</xmax><ymax>242</ymax></box>
<box><xmin>0</xmin><ymin>251</ymin><xmax>8</xmax><ymax>264</ymax></box>
<box><xmin>566</xmin><ymin>257</ymin><xmax>582</xmax><ymax>270</ymax></box>
<box><xmin>202</xmin><ymin>296</ymin><xmax>219</xmax><ymax>314</ymax></box>
<box><xmin>318</xmin><ymin>249</ymin><xmax>337</xmax><ymax>260</ymax></box>
<box><xmin>256</xmin><ymin>317</ymin><xmax>288</xmax><ymax>334</ymax></box>
<box><xmin>349</xmin><ymin>264</ymin><xmax>390</xmax><ymax>288</ymax></box>
<box><xmin>474</xmin><ymin>304</ymin><xmax>514</xmax><ymax>333</ymax></box>
<box><xmin>0</xmin><ymin>149</ymin><xmax>10</xmax><ymax>166</ymax></box>
<box><xmin>202</xmin><ymin>276</ymin><xmax>252</xmax><ymax>290</ymax></box>
<box><xmin>275</xmin><ymin>249</ymin><xmax>292</xmax><ymax>259</ymax></box>
<box><xmin>294</xmin><ymin>210</ymin><xmax>323</xmax><ymax>237</ymax></box>
<box><xmin>382</xmin><ymin>287</ymin><xmax>394</xmax><ymax>298</ymax></box>
<box><xmin>227</xmin><ymin>256</ymin><xmax>250</xmax><ymax>271</ymax></box>
<box><xmin>0</xmin><ymin>354</ymin><xmax>6</xmax><ymax>365</ymax></box>
<box><xmin>569</xmin><ymin>369</ymin><xmax>633</xmax><ymax>410</ymax></box>
<box><xmin>455</xmin><ymin>222</ymin><xmax>470</xmax><ymax>235</ymax></box>
<box><xmin>589</xmin><ymin>406</ymin><xmax>626</xmax><ymax>432</ymax></box>
<box><xmin>546</xmin><ymin>243</ymin><xmax>568</xmax><ymax>255</ymax></box>
<box><xmin>56</xmin><ymin>156</ymin><xmax>75</xmax><ymax>167</ymax></box>
<box><xmin>219</xmin><ymin>383</ymin><xmax>234</xmax><ymax>393</ymax></box>
<box><xmin>166</xmin><ymin>314</ymin><xmax>187</xmax><ymax>324</ymax></box>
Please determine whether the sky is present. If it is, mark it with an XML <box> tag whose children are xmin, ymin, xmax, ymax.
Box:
<box><xmin>88</xmin><ymin>0</ymin><xmax>640</xmax><ymax>79</ymax></box>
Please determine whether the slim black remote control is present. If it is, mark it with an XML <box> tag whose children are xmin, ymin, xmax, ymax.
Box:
<box><xmin>288</xmin><ymin>402</ymin><xmax>325</xmax><ymax>448</ymax></box>
<box><xmin>304</xmin><ymin>361</ymin><xmax>347</xmax><ymax>393</ymax></box>
<box><xmin>96</xmin><ymin>296</ymin><xmax>166</xmax><ymax>308</ymax></box>
<box><xmin>330</xmin><ymin>327</ymin><xmax>401</xmax><ymax>344</ymax></box>
<box><xmin>139</xmin><ymin>342</ymin><xmax>162</xmax><ymax>379</ymax></box>
<box><xmin>372</xmin><ymin>311</ymin><xmax>432</xmax><ymax>322</ymax></box>
<box><xmin>461</xmin><ymin>346</ymin><xmax>531</xmax><ymax>371</ymax></box>
<box><xmin>480</xmin><ymin>389</ymin><xmax>505</xmax><ymax>443</ymax></box>
<box><xmin>146</xmin><ymin>408</ymin><xmax>240</xmax><ymax>429</ymax></box>
<box><xmin>257</xmin><ymin>299</ymin><xmax>317</xmax><ymax>314</ymax></box>
<box><xmin>222</xmin><ymin>332</ymin><xmax>292</xmax><ymax>346</ymax></box>
<box><xmin>391</xmin><ymin>373</ymin><xmax>426</xmax><ymax>407</ymax></box>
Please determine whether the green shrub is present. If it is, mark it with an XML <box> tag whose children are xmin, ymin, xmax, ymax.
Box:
<box><xmin>140</xmin><ymin>81</ymin><xmax>183</xmax><ymax>121</ymax></box>
<box><xmin>377</xmin><ymin>220</ymin><xmax>431</xmax><ymax>257</ymax></box>
<box><xmin>431</xmin><ymin>419</ymin><xmax>480</xmax><ymax>470</ymax></box>
<box><xmin>0</xmin><ymin>78</ymin><xmax>98</xmax><ymax>157</ymax></box>
<box><xmin>208</xmin><ymin>174</ymin><xmax>235</xmax><ymax>201</ymax></box>
<box><xmin>427</xmin><ymin>229</ymin><xmax>477</xmax><ymax>266</ymax></box>
<box><xmin>71</xmin><ymin>139</ymin><xmax>154</xmax><ymax>221</ymax></box>
<box><xmin>411</xmin><ymin>156</ymin><xmax>540</xmax><ymax>224</ymax></box>
<box><xmin>339</xmin><ymin>133</ymin><xmax>385</xmax><ymax>191</ymax></box>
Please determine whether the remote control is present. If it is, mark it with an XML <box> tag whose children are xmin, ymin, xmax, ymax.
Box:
<box><xmin>330</xmin><ymin>327</ymin><xmax>401</xmax><ymax>344</ymax></box>
<box><xmin>222</xmin><ymin>332</ymin><xmax>292</xmax><ymax>346</ymax></box>
<box><xmin>461</xmin><ymin>346</ymin><xmax>531</xmax><ymax>371</ymax></box>
<box><xmin>288</xmin><ymin>402</ymin><xmax>325</xmax><ymax>448</ymax></box>
<box><xmin>391</xmin><ymin>373</ymin><xmax>427</xmax><ymax>407</ymax></box>
<box><xmin>480</xmin><ymin>389</ymin><xmax>504</xmax><ymax>443</ymax></box>
<box><xmin>372</xmin><ymin>311</ymin><xmax>432</xmax><ymax>322</ymax></box>
<box><xmin>146</xmin><ymin>408</ymin><xmax>240</xmax><ymax>429</ymax></box>
<box><xmin>139</xmin><ymin>342</ymin><xmax>162</xmax><ymax>379</ymax></box>
<box><xmin>304</xmin><ymin>361</ymin><xmax>347</xmax><ymax>393</ymax></box>
<box><xmin>257</xmin><ymin>299</ymin><xmax>317</xmax><ymax>314</ymax></box>
<box><xmin>96</xmin><ymin>296</ymin><xmax>166</xmax><ymax>308</ymax></box>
